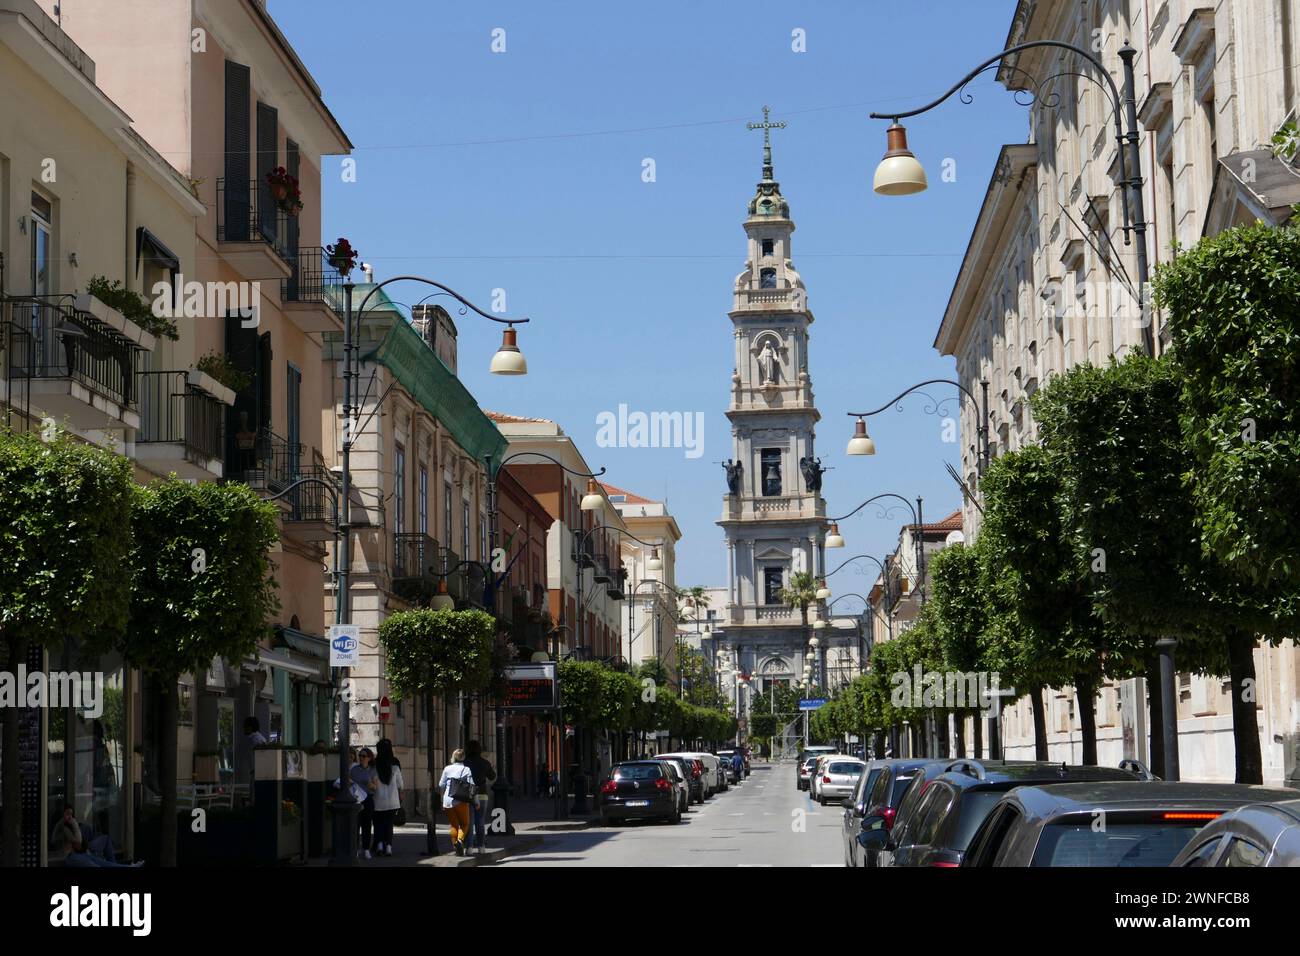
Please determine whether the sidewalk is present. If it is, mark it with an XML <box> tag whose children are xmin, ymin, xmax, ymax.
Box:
<box><xmin>506</xmin><ymin>793</ymin><xmax>600</xmax><ymax>832</ymax></box>
<box><xmin>304</xmin><ymin>819</ymin><xmax>542</xmax><ymax>868</ymax></box>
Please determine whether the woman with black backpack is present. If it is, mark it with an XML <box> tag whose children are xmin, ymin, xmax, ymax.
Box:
<box><xmin>438</xmin><ymin>748</ymin><xmax>476</xmax><ymax>855</ymax></box>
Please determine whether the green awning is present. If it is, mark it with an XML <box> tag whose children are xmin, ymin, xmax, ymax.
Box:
<box><xmin>355</xmin><ymin>295</ymin><xmax>508</xmax><ymax>472</ymax></box>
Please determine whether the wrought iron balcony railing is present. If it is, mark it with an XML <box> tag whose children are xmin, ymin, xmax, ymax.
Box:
<box><xmin>4</xmin><ymin>296</ymin><xmax>140</xmax><ymax>408</ymax></box>
<box><xmin>282</xmin><ymin>245</ymin><xmax>344</xmax><ymax>308</ymax></box>
<box><xmin>216</xmin><ymin>178</ymin><xmax>294</xmax><ymax>260</ymax></box>
<box><xmin>137</xmin><ymin>370</ymin><xmax>225</xmax><ymax>464</ymax></box>
<box><xmin>227</xmin><ymin>427</ymin><xmax>301</xmax><ymax>493</ymax></box>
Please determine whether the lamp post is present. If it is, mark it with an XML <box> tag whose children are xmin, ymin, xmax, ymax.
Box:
<box><xmin>335</xmin><ymin>269</ymin><xmax>529</xmax><ymax>864</ymax></box>
<box><xmin>822</xmin><ymin>593</ymin><xmax>877</xmax><ymax>679</ymax></box>
<box><xmin>865</xmin><ymin>42</ymin><xmax>1175</xmax><ymax>772</ymax></box>
<box><xmin>821</xmin><ymin>554</ymin><xmax>895</xmax><ymax>644</ymax></box>
<box><xmin>824</xmin><ymin>493</ymin><xmax>926</xmax><ymax>605</ymax></box>
<box><xmin>845</xmin><ymin>378</ymin><xmax>990</xmax><ymax>481</ymax></box>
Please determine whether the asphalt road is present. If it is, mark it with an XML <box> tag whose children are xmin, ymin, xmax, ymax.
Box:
<box><xmin>496</xmin><ymin>761</ymin><xmax>845</xmax><ymax>867</ymax></box>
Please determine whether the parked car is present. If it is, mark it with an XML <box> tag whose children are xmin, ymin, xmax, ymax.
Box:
<box><xmin>842</xmin><ymin>761</ymin><xmax>886</xmax><ymax>867</ymax></box>
<box><xmin>868</xmin><ymin>759</ymin><xmax>1145</xmax><ymax>868</ymax></box>
<box><xmin>798</xmin><ymin>756</ymin><xmax>819</xmax><ymax>792</ymax></box>
<box><xmin>655</xmin><ymin>759</ymin><xmax>691</xmax><ymax>816</ymax></box>
<box><xmin>810</xmin><ymin>754</ymin><xmax>854</xmax><ymax>801</ymax></box>
<box><xmin>712</xmin><ymin>755</ymin><xmax>730</xmax><ymax>792</ymax></box>
<box><xmin>796</xmin><ymin>746</ymin><xmax>837</xmax><ymax>789</ymax></box>
<box><xmin>960</xmin><ymin>781</ymin><xmax>1300</xmax><ymax>867</ymax></box>
<box><xmin>1171</xmin><ymin>798</ymin><xmax>1300</xmax><ymax>867</ymax></box>
<box><xmin>816</xmin><ymin>757</ymin><xmax>865</xmax><ymax>806</ymax></box>
<box><xmin>661</xmin><ymin>753</ymin><xmax>716</xmax><ymax>800</ymax></box>
<box><xmin>717</xmin><ymin>749</ymin><xmax>743</xmax><ymax>784</ymax></box>
<box><xmin>852</xmin><ymin>759</ymin><xmax>952</xmax><ymax>867</ymax></box>
<box><xmin>598</xmin><ymin>761</ymin><xmax>682</xmax><ymax>826</ymax></box>
<box><xmin>657</xmin><ymin>755</ymin><xmax>703</xmax><ymax>804</ymax></box>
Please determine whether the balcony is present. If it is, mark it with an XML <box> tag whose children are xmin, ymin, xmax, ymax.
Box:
<box><xmin>215</xmin><ymin>178</ymin><xmax>294</xmax><ymax>282</ymax></box>
<box><xmin>3</xmin><ymin>295</ymin><xmax>148</xmax><ymax>430</ymax></box>
<box><xmin>280</xmin><ymin>246</ymin><xmax>345</xmax><ymax>334</ymax></box>
<box><xmin>728</xmin><ymin>603</ymin><xmax>805</xmax><ymax>627</ymax></box>
<box><xmin>228</xmin><ymin>428</ymin><xmax>301</xmax><ymax>496</ymax></box>
<box><xmin>606</xmin><ymin>566</ymin><xmax>627</xmax><ymax>601</ymax></box>
<box><xmin>592</xmin><ymin>552</ymin><xmax>612</xmax><ymax>584</ymax></box>
<box><xmin>282</xmin><ymin>455</ymin><xmax>338</xmax><ymax>542</ymax></box>
<box><xmin>392</xmin><ymin>532</ymin><xmax>440</xmax><ymax>604</ymax></box>
<box><xmin>439</xmin><ymin>546</ymin><xmax>488</xmax><ymax>609</ymax></box>
<box><xmin>136</xmin><ymin>370</ymin><xmax>232</xmax><ymax>479</ymax></box>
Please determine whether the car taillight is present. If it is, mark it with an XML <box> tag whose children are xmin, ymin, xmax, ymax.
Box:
<box><xmin>655</xmin><ymin>778</ymin><xmax>671</xmax><ymax>791</ymax></box>
<box><xmin>692</xmin><ymin>768</ymin><xmax>701</xmax><ymax>777</ymax></box>
<box><xmin>601</xmin><ymin>780</ymin><xmax>617</xmax><ymax>794</ymax></box>
<box><xmin>1162</xmin><ymin>812</ymin><xmax>1221</xmax><ymax>821</ymax></box>
<box><xmin>822</xmin><ymin>775</ymin><xmax>832</xmax><ymax>783</ymax></box>
<box><xmin>869</xmin><ymin>806</ymin><xmax>898</xmax><ymax>830</ymax></box>
<box><xmin>930</xmin><ymin>861</ymin><xmax>959</xmax><ymax>867</ymax></box>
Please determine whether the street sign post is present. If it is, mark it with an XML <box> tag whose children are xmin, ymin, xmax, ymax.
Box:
<box><xmin>328</xmin><ymin>624</ymin><xmax>360</xmax><ymax>668</ymax></box>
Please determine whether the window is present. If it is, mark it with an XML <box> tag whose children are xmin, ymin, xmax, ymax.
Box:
<box><xmin>1222</xmin><ymin>838</ymin><xmax>1267</xmax><ymax>868</ymax></box>
<box><xmin>760</xmin><ymin>267</ymin><xmax>777</xmax><ymax>289</ymax></box>
<box><xmin>462</xmin><ymin>501</ymin><xmax>470</xmax><ymax>557</ymax></box>
<box><xmin>394</xmin><ymin>443</ymin><xmax>406</xmax><ymax>535</ymax></box>
<box><xmin>1179</xmin><ymin>836</ymin><xmax>1224</xmax><ymax>868</ymax></box>
<box><xmin>31</xmin><ymin>192</ymin><xmax>52</xmax><ymax>295</ymax></box>
<box><xmin>418</xmin><ymin>466</ymin><xmax>429</xmax><ymax>536</ymax></box>
<box><xmin>286</xmin><ymin>363</ymin><xmax>301</xmax><ymax>466</ymax></box>
<box><xmin>763</xmin><ymin>567</ymin><xmax>783</xmax><ymax>605</ymax></box>
<box><xmin>444</xmin><ymin>482</ymin><xmax>453</xmax><ymax>545</ymax></box>
<box><xmin>760</xmin><ymin>448</ymin><xmax>782</xmax><ymax>496</ymax></box>
<box><xmin>761</xmin><ymin>238</ymin><xmax>774</xmax><ymax>257</ymax></box>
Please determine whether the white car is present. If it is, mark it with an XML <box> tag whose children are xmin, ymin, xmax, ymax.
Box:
<box><xmin>815</xmin><ymin>757</ymin><xmax>865</xmax><ymax>806</ymax></box>
<box><xmin>810</xmin><ymin>754</ymin><xmax>857</xmax><ymax>802</ymax></box>
<box><xmin>659</xmin><ymin>752</ymin><xmax>718</xmax><ymax>799</ymax></box>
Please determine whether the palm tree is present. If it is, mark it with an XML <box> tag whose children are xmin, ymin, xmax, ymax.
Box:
<box><xmin>779</xmin><ymin>571</ymin><xmax>821</xmax><ymax>685</ymax></box>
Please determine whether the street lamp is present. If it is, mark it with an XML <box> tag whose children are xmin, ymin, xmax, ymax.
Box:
<box><xmin>814</xmin><ymin>579</ymin><xmax>831</xmax><ymax>601</ymax></box>
<box><xmin>340</xmin><ymin>270</ymin><xmax>530</xmax><ymax>865</ymax></box>
<box><xmin>871</xmin><ymin>122</ymin><xmax>927</xmax><ymax>195</ymax></box>
<box><xmin>846</xmin><ymin>379</ymin><xmax>990</xmax><ymax>478</ymax></box>
<box><xmin>825</xmin><ymin>494</ymin><xmax>926</xmax><ymax>605</ymax></box>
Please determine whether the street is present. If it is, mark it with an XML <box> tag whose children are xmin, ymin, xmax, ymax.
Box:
<box><xmin>497</xmin><ymin>762</ymin><xmax>843</xmax><ymax>867</ymax></box>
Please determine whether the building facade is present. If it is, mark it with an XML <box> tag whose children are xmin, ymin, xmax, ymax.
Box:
<box><xmin>601</xmin><ymin>481</ymin><xmax>682</xmax><ymax>673</ymax></box>
<box><xmin>716</xmin><ymin>129</ymin><xmax>829</xmax><ymax>713</ymax></box>
<box><xmin>935</xmin><ymin>0</ymin><xmax>1300</xmax><ymax>784</ymax></box>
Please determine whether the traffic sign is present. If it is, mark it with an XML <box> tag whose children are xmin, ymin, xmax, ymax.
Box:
<box><xmin>379</xmin><ymin>695</ymin><xmax>391</xmax><ymax>722</ymax></box>
<box><xmin>798</xmin><ymin>697</ymin><xmax>828</xmax><ymax>710</ymax></box>
<box><xmin>328</xmin><ymin>624</ymin><xmax>360</xmax><ymax>667</ymax></box>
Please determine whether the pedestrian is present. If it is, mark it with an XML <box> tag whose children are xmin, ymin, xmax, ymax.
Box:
<box><xmin>371</xmin><ymin>738</ymin><xmax>403</xmax><ymax>857</ymax></box>
<box><xmin>437</xmin><ymin>748</ymin><xmax>476</xmax><ymax>856</ymax></box>
<box><xmin>464</xmin><ymin>740</ymin><xmax>496</xmax><ymax>852</ymax></box>
<box><xmin>243</xmin><ymin>716</ymin><xmax>268</xmax><ymax>745</ymax></box>
<box><xmin>49</xmin><ymin>806</ymin><xmax>142</xmax><ymax>868</ymax></box>
<box><xmin>731</xmin><ymin>750</ymin><xmax>744</xmax><ymax>783</ymax></box>
<box><xmin>352</xmin><ymin>747</ymin><xmax>379</xmax><ymax>859</ymax></box>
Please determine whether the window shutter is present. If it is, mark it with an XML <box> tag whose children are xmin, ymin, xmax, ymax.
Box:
<box><xmin>285</xmin><ymin>138</ymin><xmax>301</xmax><ymax>264</ymax></box>
<box><xmin>224</xmin><ymin>313</ymin><xmax>260</xmax><ymax>469</ymax></box>
<box><xmin>224</xmin><ymin>61</ymin><xmax>251</xmax><ymax>241</ymax></box>
<box><xmin>258</xmin><ymin>331</ymin><xmax>273</xmax><ymax>440</ymax></box>
<box><xmin>256</xmin><ymin>101</ymin><xmax>279</xmax><ymax>243</ymax></box>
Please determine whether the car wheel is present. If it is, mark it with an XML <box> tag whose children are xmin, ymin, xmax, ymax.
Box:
<box><xmin>819</xmin><ymin>795</ymin><xmax>826</xmax><ymax>806</ymax></box>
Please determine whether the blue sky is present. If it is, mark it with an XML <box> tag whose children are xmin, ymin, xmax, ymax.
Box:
<box><xmin>271</xmin><ymin>1</ymin><xmax>1029</xmax><ymax>603</ymax></box>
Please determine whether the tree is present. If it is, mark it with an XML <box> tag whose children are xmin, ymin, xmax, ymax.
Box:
<box><xmin>1031</xmin><ymin>355</ymin><xmax>1228</xmax><ymax>775</ymax></box>
<box><xmin>928</xmin><ymin>542</ymin><xmax>992</xmax><ymax>757</ymax></box>
<box><xmin>116</xmin><ymin>477</ymin><xmax>280</xmax><ymax>866</ymax></box>
<box><xmin>978</xmin><ymin>445</ymin><xmax>1132</xmax><ymax>764</ymax></box>
<box><xmin>1155</xmin><ymin>222</ymin><xmax>1300</xmax><ymax>780</ymax></box>
<box><xmin>0</xmin><ymin>429</ymin><xmax>134</xmax><ymax>866</ymax></box>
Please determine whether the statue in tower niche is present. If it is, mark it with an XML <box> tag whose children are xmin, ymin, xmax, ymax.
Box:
<box><xmin>757</xmin><ymin>340</ymin><xmax>780</xmax><ymax>385</ymax></box>
<box><xmin>723</xmin><ymin>459</ymin><xmax>743</xmax><ymax>496</ymax></box>
<box><xmin>799</xmin><ymin>455</ymin><xmax>825</xmax><ymax>493</ymax></box>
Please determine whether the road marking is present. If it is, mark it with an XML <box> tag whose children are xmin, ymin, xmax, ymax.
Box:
<box><xmin>737</xmin><ymin>863</ymin><xmax>772</xmax><ymax>867</ymax></box>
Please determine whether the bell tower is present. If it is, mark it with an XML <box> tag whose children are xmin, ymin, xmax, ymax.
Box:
<box><xmin>717</xmin><ymin>108</ymin><xmax>827</xmax><ymax>700</ymax></box>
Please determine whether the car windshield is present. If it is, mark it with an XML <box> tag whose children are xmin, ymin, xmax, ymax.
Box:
<box><xmin>1032</xmin><ymin>822</ymin><xmax>1204</xmax><ymax>866</ymax></box>
<box><xmin>803</xmin><ymin>760</ymin><xmax>818</xmax><ymax>770</ymax></box>
<box><xmin>828</xmin><ymin>763</ymin><xmax>863</xmax><ymax>775</ymax></box>
<box><xmin>614</xmin><ymin>765</ymin><xmax>662</xmax><ymax>781</ymax></box>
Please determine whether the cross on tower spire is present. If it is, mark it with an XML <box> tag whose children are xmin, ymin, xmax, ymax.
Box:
<box><xmin>747</xmin><ymin>105</ymin><xmax>786</xmax><ymax>182</ymax></box>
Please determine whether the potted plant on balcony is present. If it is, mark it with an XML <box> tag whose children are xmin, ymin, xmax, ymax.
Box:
<box><xmin>266</xmin><ymin>166</ymin><xmax>303</xmax><ymax>216</ymax></box>
<box><xmin>326</xmin><ymin>238</ymin><xmax>359</xmax><ymax>278</ymax></box>
<box><xmin>84</xmin><ymin>274</ymin><xmax>178</xmax><ymax>343</ymax></box>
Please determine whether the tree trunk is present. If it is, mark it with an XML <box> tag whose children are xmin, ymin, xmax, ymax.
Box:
<box><xmin>972</xmin><ymin>709</ymin><xmax>984</xmax><ymax>759</ymax></box>
<box><xmin>159</xmin><ymin>677</ymin><xmax>181</xmax><ymax>867</ymax></box>
<box><xmin>1145</xmin><ymin>660</ymin><xmax>1164</xmax><ymax>778</ymax></box>
<box><xmin>1076</xmin><ymin>676</ymin><xmax>1097</xmax><ymax>766</ymax></box>
<box><xmin>1226</xmin><ymin>629</ymin><xmax>1263</xmax><ymax>785</ymax></box>
<box><xmin>1030</xmin><ymin>686</ymin><xmax>1049</xmax><ymax>760</ymax></box>
<box><xmin>1</xmin><ymin>636</ymin><xmax>27</xmax><ymax>867</ymax></box>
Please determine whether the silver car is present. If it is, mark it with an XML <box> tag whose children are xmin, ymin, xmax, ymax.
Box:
<box><xmin>817</xmin><ymin>757</ymin><xmax>865</xmax><ymax>806</ymax></box>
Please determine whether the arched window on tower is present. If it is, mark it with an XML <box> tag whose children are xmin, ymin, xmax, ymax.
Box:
<box><xmin>760</xmin><ymin>267</ymin><xmax>777</xmax><ymax>289</ymax></box>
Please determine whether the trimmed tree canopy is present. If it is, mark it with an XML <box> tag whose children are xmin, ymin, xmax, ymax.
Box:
<box><xmin>379</xmin><ymin>607</ymin><xmax>496</xmax><ymax>700</ymax></box>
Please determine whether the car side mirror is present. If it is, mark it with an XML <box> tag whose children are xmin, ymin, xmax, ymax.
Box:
<box><xmin>857</xmin><ymin>825</ymin><xmax>889</xmax><ymax>852</ymax></box>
